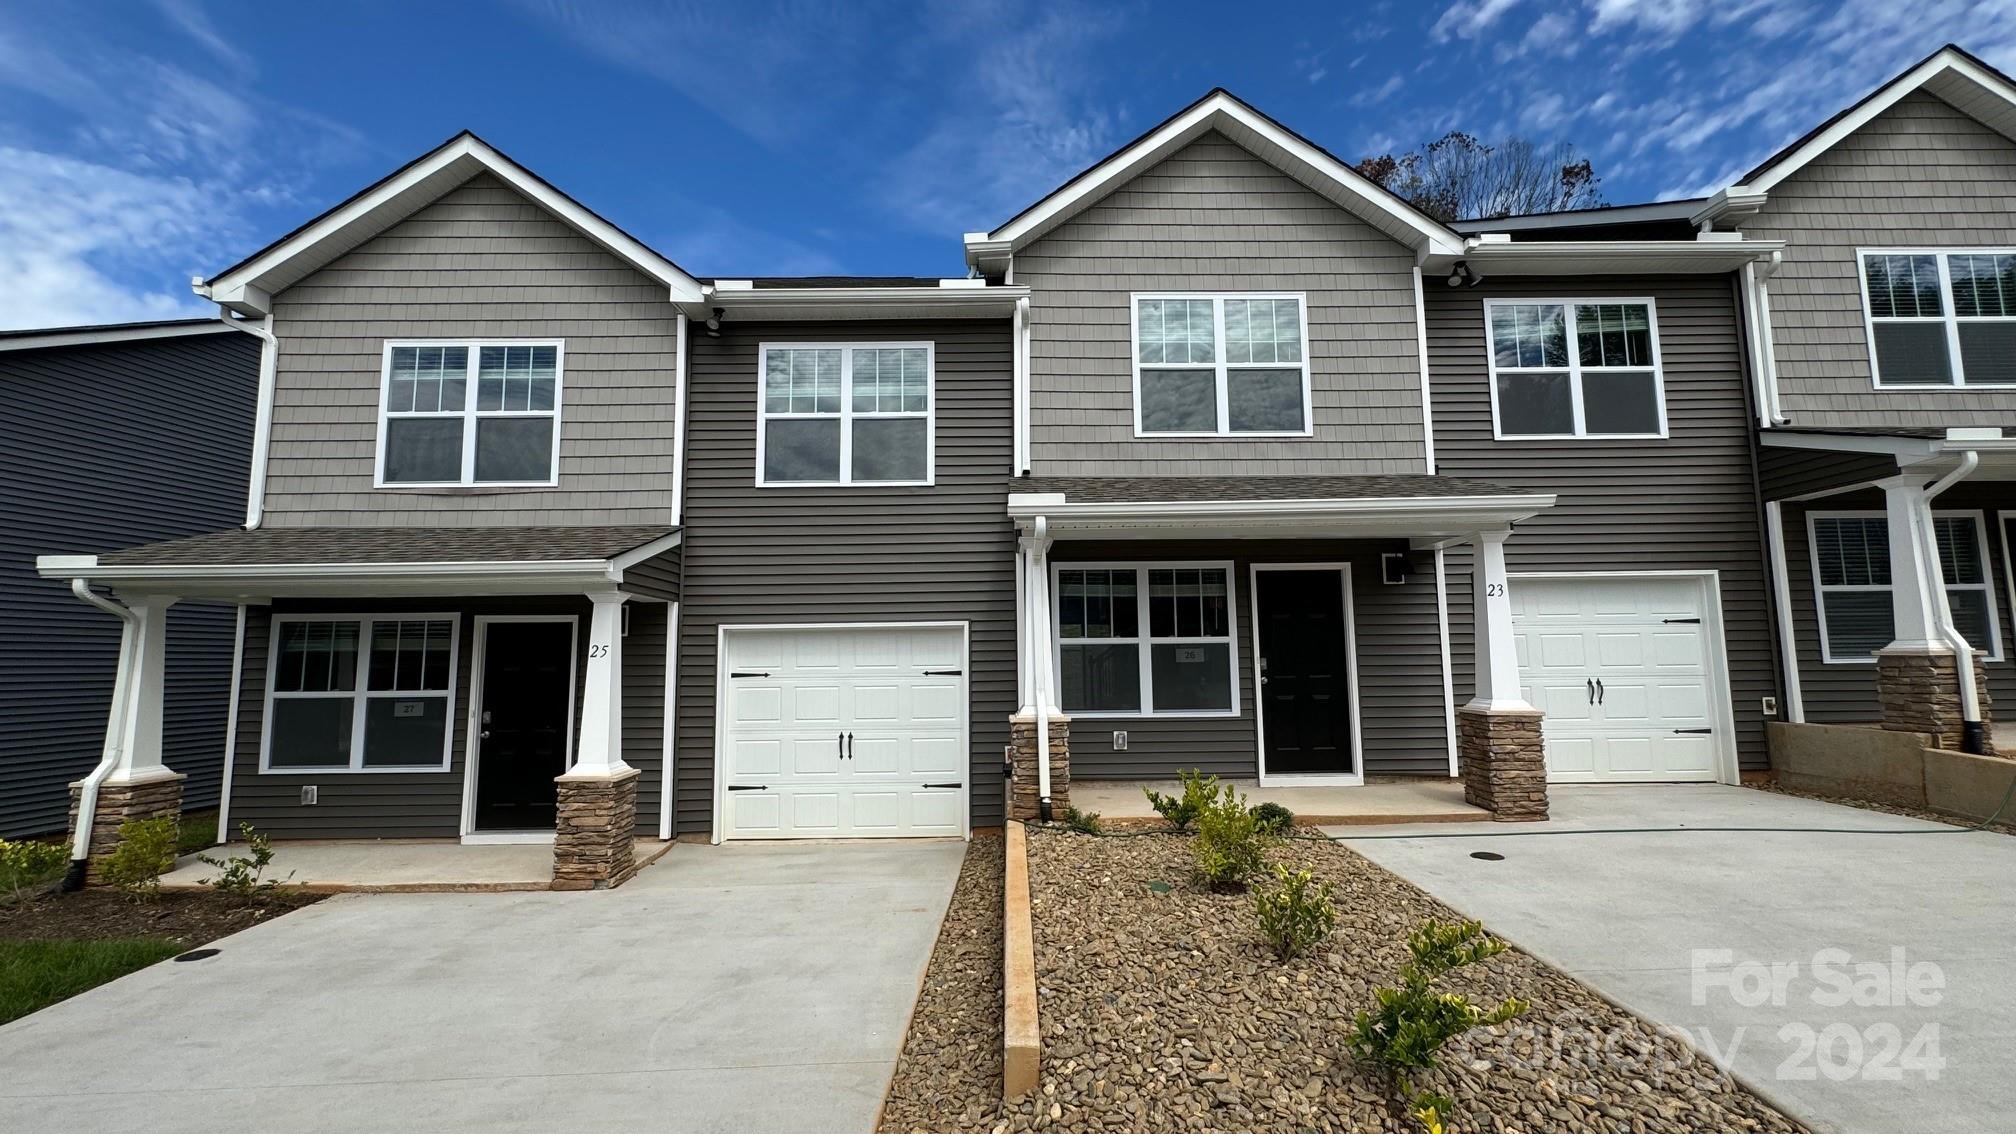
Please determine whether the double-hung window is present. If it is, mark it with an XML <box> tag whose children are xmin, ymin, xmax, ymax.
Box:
<box><xmin>1054</xmin><ymin>563</ymin><xmax>1239</xmax><ymax>716</ymax></box>
<box><xmin>758</xmin><ymin>343</ymin><xmax>933</xmax><ymax>485</ymax></box>
<box><xmin>1133</xmin><ymin>295</ymin><xmax>1311</xmax><ymax>436</ymax></box>
<box><xmin>263</xmin><ymin>615</ymin><xmax>460</xmax><ymax>771</ymax></box>
<box><xmin>378</xmin><ymin>342</ymin><xmax>562</xmax><ymax>486</ymax></box>
<box><xmin>1861</xmin><ymin>250</ymin><xmax>2016</xmax><ymax>386</ymax></box>
<box><xmin>1485</xmin><ymin>300</ymin><xmax>1666</xmax><ymax>438</ymax></box>
<box><xmin>1808</xmin><ymin>512</ymin><xmax>2001</xmax><ymax>663</ymax></box>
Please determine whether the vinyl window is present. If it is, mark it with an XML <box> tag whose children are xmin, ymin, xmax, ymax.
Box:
<box><xmin>262</xmin><ymin>615</ymin><xmax>460</xmax><ymax>771</ymax></box>
<box><xmin>1053</xmin><ymin>563</ymin><xmax>1239</xmax><ymax>716</ymax></box>
<box><xmin>1485</xmin><ymin>300</ymin><xmax>1666</xmax><ymax>438</ymax></box>
<box><xmin>1807</xmin><ymin>511</ymin><xmax>2001</xmax><ymax>663</ymax></box>
<box><xmin>377</xmin><ymin>342</ymin><xmax>563</xmax><ymax>486</ymax></box>
<box><xmin>1132</xmin><ymin>295</ymin><xmax>1311</xmax><ymax>436</ymax></box>
<box><xmin>1860</xmin><ymin>250</ymin><xmax>2016</xmax><ymax>387</ymax></box>
<box><xmin>757</xmin><ymin>343</ymin><xmax>933</xmax><ymax>485</ymax></box>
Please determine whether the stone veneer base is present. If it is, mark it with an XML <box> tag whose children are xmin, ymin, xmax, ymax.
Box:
<box><xmin>1877</xmin><ymin>647</ymin><xmax>1993</xmax><ymax>753</ymax></box>
<box><xmin>67</xmin><ymin>771</ymin><xmax>187</xmax><ymax>886</ymax></box>
<box><xmin>552</xmin><ymin>767</ymin><xmax>640</xmax><ymax>891</ymax></box>
<box><xmin>1458</xmin><ymin>706</ymin><xmax>1548</xmax><ymax>822</ymax></box>
<box><xmin>1008</xmin><ymin>712</ymin><xmax>1071</xmax><ymax>822</ymax></box>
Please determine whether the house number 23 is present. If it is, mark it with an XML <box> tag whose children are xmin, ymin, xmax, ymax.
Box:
<box><xmin>588</xmin><ymin>643</ymin><xmax>611</xmax><ymax>658</ymax></box>
<box><xmin>1484</xmin><ymin>583</ymin><xmax>1506</xmax><ymax>597</ymax></box>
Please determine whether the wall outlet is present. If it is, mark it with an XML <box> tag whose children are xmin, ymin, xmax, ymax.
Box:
<box><xmin>1112</xmin><ymin>730</ymin><xmax>1129</xmax><ymax>751</ymax></box>
<box><xmin>300</xmin><ymin>785</ymin><xmax>318</xmax><ymax>806</ymax></box>
<box><xmin>1761</xmin><ymin>696</ymin><xmax>1778</xmax><ymax>717</ymax></box>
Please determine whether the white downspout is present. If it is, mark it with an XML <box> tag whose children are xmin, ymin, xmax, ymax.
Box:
<box><xmin>236</xmin><ymin>312</ymin><xmax>279</xmax><ymax>529</ymax></box>
<box><xmin>1763</xmin><ymin>502</ymin><xmax>1805</xmax><ymax>723</ymax></box>
<box><xmin>65</xmin><ymin>579</ymin><xmax>139</xmax><ymax>888</ymax></box>
<box><xmin>1013</xmin><ymin>297</ymin><xmax>1031</xmax><ymax>476</ymax></box>
<box><xmin>671</xmin><ymin>312</ymin><xmax>690</xmax><ymax>526</ymax></box>
<box><xmin>1918</xmin><ymin>451</ymin><xmax>1984</xmax><ymax>752</ymax></box>
<box><xmin>1753</xmin><ymin>252</ymin><xmax>1786</xmax><ymax>425</ymax></box>
<box><xmin>215</xmin><ymin>603</ymin><xmax>247</xmax><ymax>843</ymax></box>
<box><xmin>1030</xmin><ymin>517</ymin><xmax>1053</xmax><ymax>819</ymax></box>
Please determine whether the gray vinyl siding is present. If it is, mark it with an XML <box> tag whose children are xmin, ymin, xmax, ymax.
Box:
<box><xmin>1429</xmin><ymin>276</ymin><xmax>1776</xmax><ymax>772</ymax></box>
<box><xmin>1741</xmin><ymin>90</ymin><xmax>2016</xmax><ymax>428</ymax></box>
<box><xmin>1776</xmin><ymin>483</ymin><xmax>2016</xmax><ymax>725</ymax></box>
<box><xmin>623</xmin><ymin>547</ymin><xmax>681</xmax><ymax>602</ymax></box>
<box><xmin>1051</xmin><ymin>541</ymin><xmax>1450</xmax><ymax>780</ymax></box>
<box><xmin>230</xmin><ymin>595</ymin><xmax>666</xmax><ymax>838</ymax></box>
<box><xmin>1015</xmin><ymin>132</ymin><xmax>1428</xmax><ymax>477</ymax></box>
<box><xmin>262</xmin><ymin>172</ymin><xmax>679</xmax><ymax>527</ymax></box>
<box><xmin>676</xmin><ymin>319</ymin><xmax>1016</xmax><ymax>834</ymax></box>
<box><xmin>1</xmin><ymin>331</ymin><xmax>258</xmax><ymax>836</ymax></box>
<box><xmin>1758</xmin><ymin>446</ymin><xmax>1899</xmax><ymax>500</ymax></box>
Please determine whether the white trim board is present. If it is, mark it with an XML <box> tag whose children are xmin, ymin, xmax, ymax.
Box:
<box><xmin>460</xmin><ymin>614</ymin><xmax>581</xmax><ymax>838</ymax></box>
<box><xmin>1249</xmin><ymin>563</ymin><xmax>1365</xmax><ymax>788</ymax></box>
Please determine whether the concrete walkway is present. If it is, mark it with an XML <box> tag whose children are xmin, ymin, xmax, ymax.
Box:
<box><xmin>0</xmin><ymin>839</ymin><xmax>965</xmax><ymax>1134</ymax></box>
<box><xmin>1331</xmin><ymin>786</ymin><xmax>2016</xmax><ymax>1134</ymax></box>
<box><xmin>159</xmin><ymin>838</ymin><xmax>674</xmax><ymax>891</ymax></box>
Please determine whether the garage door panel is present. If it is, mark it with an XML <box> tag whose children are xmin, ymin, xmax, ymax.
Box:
<box><xmin>1595</xmin><ymin>682</ymin><xmax>1649</xmax><ymax>721</ymax></box>
<box><xmin>1536</xmin><ymin>633</ymin><xmax>1587</xmax><ymax>669</ymax></box>
<box><xmin>787</xmin><ymin>790</ymin><xmax>842</xmax><ymax>833</ymax></box>
<box><xmin>1533</xmin><ymin>681</ymin><xmax>1595</xmax><ymax>722</ymax></box>
<box><xmin>1658</xmin><ymin>736</ymin><xmax>1716</xmax><ymax>774</ymax></box>
<box><xmin>1547</xmin><ymin>735</ymin><xmax>1597</xmax><ymax>775</ymax></box>
<box><xmin>910</xmin><ymin>682</ymin><xmax>962</xmax><ymax>723</ymax></box>
<box><xmin>907</xmin><ymin>790</ymin><xmax>965</xmax><ymax>835</ymax></box>
<box><xmin>727</xmin><ymin>791</ymin><xmax>782</xmax><ymax>834</ymax></box>
<box><xmin>911</xmin><ymin>736</ymin><xmax>963</xmax><ymax>775</ymax></box>
<box><xmin>729</xmin><ymin>736</ymin><xmax>784</xmax><ymax>777</ymax></box>
<box><xmin>790</xmin><ymin>735</ymin><xmax>843</xmax><ymax>776</ymax></box>
<box><xmin>730</xmin><ymin>685</ymin><xmax>784</xmax><ymax>724</ymax></box>
<box><xmin>850</xmin><ymin>734</ymin><xmax>904</xmax><ymax>775</ymax></box>
<box><xmin>1650</xmin><ymin>631</ymin><xmax>1705</xmax><ymax>668</ymax></box>
<box><xmin>852</xmin><ymin>683</ymin><xmax>904</xmax><ymax>724</ymax></box>
<box><xmin>1594</xmin><ymin>633</ymin><xmax>1643</xmax><ymax>668</ymax></box>
<box><xmin>1604</xmin><ymin>737</ymin><xmax>1655</xmax><ymax>774</ymax></box>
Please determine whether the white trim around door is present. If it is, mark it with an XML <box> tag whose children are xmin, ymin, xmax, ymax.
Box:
<box><xmin>1249</xmin><ymin>563</ymin><xmax>1364</xmax><ymax>787</ymax></box>
<box><xmin>1509</xmin><ymin>569</ymin><xmax>1742</xmax><ymax>787</ymax></box>
<box><xmin>460</xmin><ymin>614</ymin><xmax>580</xmax><ymax>842</ymax></box>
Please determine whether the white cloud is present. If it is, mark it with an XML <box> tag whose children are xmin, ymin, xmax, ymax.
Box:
<box><xmin>1350</xmin><ymin>75</ymin><xmax>1406</xmax><ymax>107</ymax></box>
<box><xmin>1432</xmin><ymin>0</ymin><xmax>1520</xmax><ymax>42</ymax></box>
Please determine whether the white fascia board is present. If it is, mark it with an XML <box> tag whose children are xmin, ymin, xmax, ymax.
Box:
<box><xmin>1461</xmin><ymin>239</ymin><xmax>1784</xmax><ymax>275</ymax></box>
<box><xmin>710</xmin><ymin>285</ymin><xmax>1029</xmax><ymax>319</ymax></box>
<box><xmin>1449</xmin><ymin>199</ymin><xmax>1706</xmax><ymax>234</ymax></box>
<box><xmin>968</xmin><ymin>93</ymin><xmax>1464</xmax><ymax>264</ymax></box>
<box><xmin>1007</xmin><ymin>493</ymin><xmax>1555</xmax><ymax>527</ymax></box>
<box><xmin>1757</xmin><ymin>431</ymin><xmax>1939</xmax><ymax>458</ymax></box>
<box><xmin>0</xmin><ymin>320</ymin><xmax>247</xmax><ymax>354</ymax></box>
<box><xmin>607</xmin><ymin>530</ymin><xmax>684</xmax><ymax>572</ymax></box>
<box><xmin>33</xmin><ymin>557</ymin><xmax>627</xmax><ymax>597</ymax></box>
<box><xmin>202</xmin><ymin>135</ymin><xmax>702</xmax><ymax>312</ymax></box>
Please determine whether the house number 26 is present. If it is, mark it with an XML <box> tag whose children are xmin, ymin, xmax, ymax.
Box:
<box><xmin>1484</xmin><ymin>583</ymin><xmax>1506</xmax><ymax>597</ymax></box>
<box><xmin>588</xmin><ymin>643</ymin><xmax>611</xmax><ymax>658</ymax></box>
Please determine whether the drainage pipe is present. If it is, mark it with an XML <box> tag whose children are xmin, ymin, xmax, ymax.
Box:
<box><xmin>1919</xmin><ymin>450</ymin><xmax>1984</xmax><ymax>753</ymax></box>
<box><xmin>1030</xmin><ymin>516</ymin><xmax>1053</xmax><ymax>822</ymax></box>
<box><xmin>64</xmin><ymin>579</ymin><xmax>139</xmax><ymax>890</ymax></box>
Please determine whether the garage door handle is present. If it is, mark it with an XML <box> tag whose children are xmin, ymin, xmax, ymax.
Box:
<box><xmin>727</xmin><ymin>784</ymin><xmax>768</xmax><ymax>791</ymax></box>
<box><xmin>923</xmin><ymin>669</ymin><xmax>963</xmax><ymax>676</ymax></box>
<box><xmin>1595</xmin><ymin>679</ymin><xmax>1604</xmax><ymax>704</ymax></box>
<box><xmin>730</xmin><ymin>671</ymin><xmax>771</xmax><ymax>678</ymax></box>
<box><xmin>1586</xmin><ymin>678</ymin><xmax>1594</xmax><ymax>704</ymax></box>
<box><xmin>846</xmin><ymin>732</ymin><xmax>854</xmax><ymax>759</ymax></box>
<box><xmin>1674</xmin><ymin>728</ymin><xmax>1712</xmax><ymax>734</ymax></box>
<box><xmin>922</xmin><ymin>782</ymin><xmax>962</xmax><ymax>789</ymax></box>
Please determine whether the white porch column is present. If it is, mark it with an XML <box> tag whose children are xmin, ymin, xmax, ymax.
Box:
<box><xmin>571</xmin><ymin>592</ymin><xmax>631</xmax><ymax>776</ymax></box>
<box><xmin>1010</xmin><ymin>527</ymin><xmax>1069</xmax><ymax>820</ymax></box>
<box><xmin>109</xmin><ymin>595</ymin><xmax>179</xmax><ymax>783</ymax></box>
<box><xmin>1466</xmin><ymin>531</ymin><xmax>1531</xmax><ymax>711</ymax></box>
<box><xmin>1879</xmin><ymin>476</ymin><xmax>1946</xmax><ymax>653</ymax></box>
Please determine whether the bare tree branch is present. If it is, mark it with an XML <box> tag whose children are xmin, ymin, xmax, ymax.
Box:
<box><xmin>1354</xmin><ymin>132</ymin><xmax>1603</xmax><ymax>223</ymax></box>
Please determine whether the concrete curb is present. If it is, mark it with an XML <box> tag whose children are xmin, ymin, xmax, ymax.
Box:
<box><xmin>1002</xmin><ymin>821</ymin><xmax>1040</xmax><ymax>1099</ymax></box>
<box><xmin>157</xmin><ymin>837</ymin><xmax>678</xmax><ymax>894</ymax></box>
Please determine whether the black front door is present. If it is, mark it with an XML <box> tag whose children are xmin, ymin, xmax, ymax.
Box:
<box><xmin>474</xmin><ymin>621</ymin><xmax>575</xmax><ymax>830</ymax></box>
<box><xmin>1256</xmin><ymin>569</ymin><xmax>1354</xmax><ymax>775</ymax></box>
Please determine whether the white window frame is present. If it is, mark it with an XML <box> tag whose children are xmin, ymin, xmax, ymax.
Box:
<box><xmin>1857</xmin><ymin>247</ymin><xmax>2016</xmax><ymax>389</ymax></box>
<box><xmin>260</xmin><ymin>613</ymin><xmax>462</xmax><ymax>773</ymax></box>
<box><xmin>1483</xmin><ymin>298</ymin><xmax>1669</xmax><ymax>440</ymax></box>
<box><xmin>1807</xmin><ymin>509</ymin><xmax>2003</xmax><ymax>664</ymax></box>
<box><xmin>754</xmin><ymin>341</ymin><xmax>936</xmax><ymax>487</ymax></box>
<box><xmin>1129</xmin><ymin>293</ymin><xmax>1313</xmax><ymax>438</ymax></box>
<box><xmin>1050</xmin><ymin>560</ymin><xmax>1241</xmax><ymax>719</ymax></box>
<box><xmin>374</xmin><ymin>340</ymin><xmax>565</xmax><ymax>488</ymax></box>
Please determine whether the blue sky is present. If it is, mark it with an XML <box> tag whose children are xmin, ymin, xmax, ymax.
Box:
<box><xmin>3</xmin><ymin>0</ymin><xmax>2015</xmax><ymax>329</ymax></box>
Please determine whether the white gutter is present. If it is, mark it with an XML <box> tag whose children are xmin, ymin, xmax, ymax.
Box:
<box><xmin>1751</xmin><ymin>252</ymin><xmax>1786</xmax><ymax>425</ymax></box>
<box><xmin>65</xmin><ymin>579</ymin><xmax>139</xmax><ymax>887</ymax></box>
<box><xmin>236</xmin><ymin>313</ymin><xmax>278</xmax><ymax>529</ymax></box>
<box><xmin>1013</xmin><ymin>297</ymin><xmax>1031</xmax><ymax>475</ymax></box>
<box><xmin>1763</xmin><ymin>502</ymin><xmax>1805</xmax><ymax>723</ymax></box>
<box><xmin>1005</xmin><ymin>493</ymin><xmax>1557</xmax><ymax>523</ymax></box>
<box><xmin>671</xmin><ymin>312</ymin><xmax>689</xmax><ymax>526</ymax></box>
<box><xmin>1919</xmin><ymin>451</ymin><xmax>1985</xmax><ymax>751</ymax></box>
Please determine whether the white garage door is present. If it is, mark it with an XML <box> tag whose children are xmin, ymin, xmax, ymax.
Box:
<box><xmin>718</xmin><ymin>625</ymin><xmax>967</xmax><ymax>839</ymax></box>
<box><xmin>1512</xmin><ymin>577</ymin><xmax>1723</xmax><ymax>783</ymax></box>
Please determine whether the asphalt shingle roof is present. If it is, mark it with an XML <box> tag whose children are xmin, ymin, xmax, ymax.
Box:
<box><xmin>97</xmin><ymin>525</ymin><xmax>676</xmax><ymax>566</ymax></box>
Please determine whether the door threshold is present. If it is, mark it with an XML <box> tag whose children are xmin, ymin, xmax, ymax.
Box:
<box><xmin>1257</xmin><ymin>774</ymin><xmax>1365</xmax><ymax>788</ymax></box>
<box><xmin>461</xmin><ymin>831</ymin><xmax>556</xmax><ymax>845</ymax></box>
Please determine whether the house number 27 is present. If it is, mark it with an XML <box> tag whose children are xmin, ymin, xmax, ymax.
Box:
<box><xmin>588</xmin><ymin>643</ymin><xmax>611</xmax><ymax>658</ymax></box>
<box><xmin>1484</xmin><ymin>583</ymin><xmax>1506</xmax><ymax>598</ymax></box>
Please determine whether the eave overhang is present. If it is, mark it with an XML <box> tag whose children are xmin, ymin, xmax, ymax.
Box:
<box><xmin>1458</xmin><ymin>237</ymin><xmax>1785</xmax><ymax>276</ymax></box>
<box><xmin>1006</xmin><ymin>492</ymin><xmax>1555</xmax><ymax>546</ymax></box>
<box><xmin>706</xmin><ymin>283</ymin><xmax>1029</xmax><ymax>322</ymax></box>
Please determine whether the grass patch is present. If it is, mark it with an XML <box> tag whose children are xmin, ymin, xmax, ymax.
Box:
<box><xmin>0</xmin><ymin>938</ymin><xmax>184</xmax><ymax>1024</ymax></box>
<box><xmin>178</xmin><ymin>812</ymin><xmax>219</xmax><ymax>856</ymax></box>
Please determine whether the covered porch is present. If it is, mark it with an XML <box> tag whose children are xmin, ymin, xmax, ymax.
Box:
<box><xmin>160</xmin><ymin>837</ymin><xmax>676</xmax><ymax>892</ymax></box>
<box><xmin>35</xmin><ymin>524</ymin><xmax>682</xmax><ymax>891</ymax></box>
<box><xmin>1003</xmin><ymin>475</ymin><xmax>1559</xmax><ymax>822</ymax></box>
<box><xmin>1070</xmin><ymin>777</ymin><xmax>1485</xmax><ymax>826</ymax></box>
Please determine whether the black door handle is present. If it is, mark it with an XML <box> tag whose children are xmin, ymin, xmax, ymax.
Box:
<box><xmin>727</xmin><ymin>784</ymin><xmax>768</xmax><ymax>792</ymax></box>
<box><xmin>846</xmin><ymin>732</ymin><xmax>854</xmax><ymax>759</ymax></box>
<box><xmin>838</xmin><ymin>732</ymin><xmax>845</xmax><ymax>758</ymax></box>
<box><xmin>922</xmin><ymin>669</ymin><xmax>963</xmax><ymax>676</ymax></box>
<box><xmin>1595</xmin><ymin>679</ymin><xmax>1605</xmax><ymax>704</ymax></box>
<box><xmin>1587</xmin><ymin>678</ymin><xmax>1594</xmax><ymax>704</ymax></box>
<box><xmin>1674</xmin><ymin>728</ymin><xmax>1712</xmax><ymax>734</ymax></box>
<box><xmin>922</xmin><ymin>782</ymin><xmax>962</xmax><ymax>789</ymax></box>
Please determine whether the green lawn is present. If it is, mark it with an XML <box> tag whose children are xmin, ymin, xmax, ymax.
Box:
<box><xmin>178</xmin><ymin>812</ymin><xmax>219</xmax><ymax>856</ymax></box>
<box><xmin>0</xmin><ymin>938</ymin><xmax>184</xmax><ymax>1024</ymax></box>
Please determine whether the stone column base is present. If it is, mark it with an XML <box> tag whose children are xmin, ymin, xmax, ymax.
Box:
<box><xmin>552</xmin><ymin>767</ymin><xmax>640</xmax><ymax>891</ymax></box>
<box><xmin>1458</xmin><ymin>706</ymin><xmax>1548</xmax><ymax>822</ymax></box>
<box><xmin>1008</xmin><ymin>711</ymin><xmax>1071</xmax><ymax>821</ymax></box>
<box><xmin>67</xmin><ymin>771</ymin><xmax>187</xmax><ymax>885</ymax></box>
<box><xmin>1878</xmin><ymin>647</ymin><xmax>1993</xmax><ymax>752</ymax></box>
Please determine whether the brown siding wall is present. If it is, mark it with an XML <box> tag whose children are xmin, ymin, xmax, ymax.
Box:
<box><xmin>263</xmin><ymin>173</ymin><xmax>679</xmax><ymax>527</ymax></box>
<box><xmin>675</xmin><ymin>319</ymin><xmax>1017</xmax><ymax>834</ymax></box>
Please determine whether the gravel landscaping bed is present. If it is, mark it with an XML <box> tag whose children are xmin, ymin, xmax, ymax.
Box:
<box><xmin>885</xmin><ymin>826</ymin><xmax>1807</xmax><ymax>1133</ymax></box>
<box><xmin>1749</xmin><ymin>781</ymin><xmax>2015</xmax><ymax>836</ymax></box>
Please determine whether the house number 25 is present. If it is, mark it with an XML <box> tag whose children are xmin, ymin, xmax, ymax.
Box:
<box><xmin>588</xmin><ymin>643</ymin><xmax>611</xmax><ymax>658</ymax></box>
<box><xmin>1484</xmin><ymin>583</ymin><xmax>1506</xmax><ymax>597</ymax></box>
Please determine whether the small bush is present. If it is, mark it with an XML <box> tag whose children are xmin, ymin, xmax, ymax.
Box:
<box><xmin>196</xmin><ymin>823</ymin><xmax>290</xmax><ymax>901</ymax></box>
<box><xmin>1061</xmin><ymin>806</ymin><xmax>1103</xmax><ymax>835</ymax></box>
<box><xmin>1253</xmin><ymin>864</ymin><xmax>1337</xmax><ymax>959</ymax></box>
<box><xmin>1349</xmin><ymin>919</ymin><xmax>1529</xmax><ymax>1121</ymax></box>
<box><xmin>0</xmin><ymin>840</ymin><xmax>69</xmax><ymax>905</ymax></box>
<box><xmin>100</xmin><ymin>817</ymin><xmax>179</xmax><ymax>900</ymax></box>
<box><xmin>1143</xmin><ymin>768</ymin><xmax>1218</xmax><ymax>832</ymax></box>
<box><xmin>1191</xmin><ymin>782</ymin><xmax>1276</xmax><ymax>889</ymax></box>
<box><xmin>1250</xmin><ymin>800</ymin><xmax>1294</xmax><ymax>835</ymax></box>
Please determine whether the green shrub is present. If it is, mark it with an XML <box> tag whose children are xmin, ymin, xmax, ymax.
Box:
<box><xmin>1253</xmin><ymin>864</ymin><xmax>1337</xmax><ymax>959</ymax></box>
<box><xmin>196</xmin><ymin>823</ymin><xmax>290</xmax><ymax>901</ymax></box>
<box><xmin>1061</xmin><ymin>806</ymin><xmax>1103</xmax><ymax>835</ymax></box>
<box><xmin>0</xmin><ymin>840</ymin><xmax>69</xmax><ymax>905</ymax></box>
<box><xmin>100</xmin><ymin>817</ymin><xmax>179</xmax><ymax>900</ymax></box>
<box><xmin>1191</xmin><ymin>782</ymin><xmax>1276</xmax><ymax>889</ymax></box>
<box><xmin>1143</xmin><ymin>768</ymin><xmax>1218</xmax><ymax>832</ymax></box>
<box><xmin>1349</xmin><ymin>919</ymin><xmax>1529</xmax><ymax>1121</ymax></box>
<box><xmin>1249</xmin><ymin>800</ymin><xmax>1294</xmax><ymax>835</ymax></box>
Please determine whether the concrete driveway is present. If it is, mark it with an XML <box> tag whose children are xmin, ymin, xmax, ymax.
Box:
<box><xmin>1333</xmin><ymin>785</ymin><xmax>2016</xmax><ymax>1134</ymax></box>
<box><xmin>0</xmin><ymin>839</ymin><xmax>964</xmax><ymax>1134</ymax></box>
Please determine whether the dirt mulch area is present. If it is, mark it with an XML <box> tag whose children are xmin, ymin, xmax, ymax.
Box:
<box><xmin>1748</xmin><ymin>781</ymin><xmax>2015</xmax><ymax>836</ymax></box>
<box><xmin>0</xmin><ymin>888</ymin><xmax>323</xmax><ymax>949</ymax></box>
<box><xmin>881</xmin><ymin>828</ymin><xmax>1805</xmax><ymax>1134</ymax></box>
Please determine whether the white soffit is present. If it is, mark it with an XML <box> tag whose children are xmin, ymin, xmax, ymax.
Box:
<box><xmin>199</xmin><ymin>133</ymin><xmax>704</xmax><ymax>314</ymax></box>
<box><xmin>1461</xmin><ymin>239</ymin><xmax>1784</xmax><ymax>276</ymax></box>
